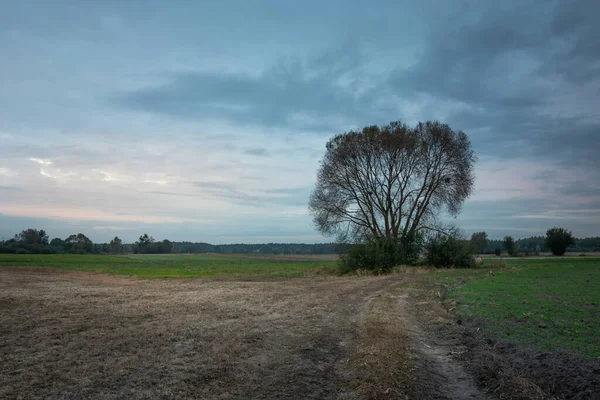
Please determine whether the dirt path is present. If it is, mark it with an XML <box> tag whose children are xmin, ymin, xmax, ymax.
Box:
<box><xmin>343</xmin><ymin>282</ymin><xmax>491</xmax><ymax>399</ymax></box>
<box><xmin>0</xmin><ymin>268</ymin><xmax>490</xmax><ymax>399</ymax></box>
<box><xmin>393</xmin><ymin>293</ymin><xmax>491</xmax><ymax>399</ymax></box>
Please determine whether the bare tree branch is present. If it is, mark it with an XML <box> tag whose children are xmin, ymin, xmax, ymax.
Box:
<box><xmin>309</xmin><ymin>120</ymin><xmax>476</xmax><ymax>245</ymax></box>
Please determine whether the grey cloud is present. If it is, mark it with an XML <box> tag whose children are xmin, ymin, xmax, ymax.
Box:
<box><xmin>386</xmin><ymin>1</ymin><xmax>600</xmax><ymax>168</ymax></box>
<box><xmin>0</xmin><ymin>186</ymin><xmax>23</xmax><ymax>191</ymax></box>
<box><xmin>115</xmin><ymin>40</ymin><xmax>387</xmax><ymax>133</ymax></box>
<box><xmin>244</xmin><ymin>147</ymin><xmax>269</xmax><ymax>156</ymax></box>
<box><xmin>546</xmin><ymin>0</ymin><xmax>600</xmax><ymax>84</ymax></box>
<box><xmin>114</xmin><ymin>1</ymin><xmax>600</xmax><ymax>169</ymax></box>
<box><xmin>151</xmin><ymin>182</ymin><xmax>312</xmax><ymax>208</ymax></box>
<box><xmin>263</xmin><ymin>187</ymin><xmax>313</xmax><ymax>207</ymax></box>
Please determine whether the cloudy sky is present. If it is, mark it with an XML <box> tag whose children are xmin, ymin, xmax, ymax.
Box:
<box><xmin>1</xmin><ymin>0</ymin><xmax>599</xmax><ymax>243</ymax></box>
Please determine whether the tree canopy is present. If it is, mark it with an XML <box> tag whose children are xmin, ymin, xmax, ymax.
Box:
<box><xmin>470</xmin><ymin>231</ymin><xmax>488</xmax><ymax>254</ymax></box>
<box><xmin>64</xmin><ymin>233</ymin><xmax>94</xmax><ymax>253</ymax></box>
<box><xmin>545</xmin><ymin>227</ymin><xmax>575</xmax><ymax>256</ymax></box>
<box><xmin>309</xmin><ymin>120</ymin><xmax>476</xmax><ymax>246</ymax></box>
<box><xmin>503</xmin><ymin>236</ymin><xmax>516</xmax><ymax>256</ymax></box>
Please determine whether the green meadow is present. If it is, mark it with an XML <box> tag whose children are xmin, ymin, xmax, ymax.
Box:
<box><xmin>0</xmin><ymin>253</ymin><xmax>338</xmax><ymax>278</ymax></box>
<box><xmin>444</xmin><ymin>257</ymin><xmax>600</xmax><ymax>358</ymax></box>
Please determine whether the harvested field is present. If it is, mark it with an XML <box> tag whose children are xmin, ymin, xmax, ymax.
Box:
<box><xmin>0</xmin><ymin>268</ymin><xmax>488</xmax><ymax>399</ymax></box>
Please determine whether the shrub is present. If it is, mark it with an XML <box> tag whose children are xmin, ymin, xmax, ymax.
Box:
<box><xmin>494</xmin><ymin>247</ymin><xmax>501</xmax><ymax>256</ymax></box>
<box><xmin>339</xmin><ymin>235</ymin><xmax>421</xmax><ymax>274</ymax></box>
<box><xmin>426</xmin><ymin>234</ymin><xmax>475</xmax><ymax>268</ymax></box>
<box><xmin>15</xmin><ymin>248</ymin><xmax>30</xmax><ymax>254</ymax></box>
<box><xmin>545</xmin><ymin>227</ymin><xmax>575</xmax><ymax>256</ymax></box>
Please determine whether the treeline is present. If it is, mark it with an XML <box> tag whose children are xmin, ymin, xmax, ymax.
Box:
<box><xmin>0</xmin><ymin>230</ymin><xmax>95</xmax><ymax>254</ymax></box>
<box><xmin>0</xmin><ymin>229</ymin><xmax>345</xmax><ymax>255</ymax></box>
<box><xmin>2</xmin><ymin>228</ymin><xmax>599</xmax><ymax>255</ymax></box>
<box><xmin>173</xmin><ymin>242</ymin><xmax>346</xmax><ymax>255</ymax></box>
<box><xmin>478</xmin><ymin>236</ymin><xmax>600</xmax><ymax>254</ymax></box>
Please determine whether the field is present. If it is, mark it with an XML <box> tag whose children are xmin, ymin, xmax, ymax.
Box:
<box><xmin>0</xmin><ymin>253</ymin><xmax>338</xmax><ymax>278</ymax></box>
<box><xmin>446</xmin><ymin>257</ymin><xmax>600</xmax><ymax>358</ymax></box>
<box><xmin>1</xmin><ymin>254</ymin><xmax>599</xmax><ymax>399</ymax></box>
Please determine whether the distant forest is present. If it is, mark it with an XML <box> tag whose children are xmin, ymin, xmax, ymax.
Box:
<box><xmin>1</xmin><ymin>229</ymin><xmax>599</xmax><ymax>255</ymax></box>
<box><xmin>484</xmin><ymin>236</ymin><xmax>600</xmax><ymax>254</ymax></box>
<box><xmin>146</xmin><ymin>237</ymin><xmax>600</xmax><ymax>255</ymax></box>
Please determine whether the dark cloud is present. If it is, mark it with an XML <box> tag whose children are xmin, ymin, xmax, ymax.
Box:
<box><xmin>387</xmin><ymin>1</ymin><xmax>600</xmax><ymax>168</ymax></box>
<box><xmin>117</xmin><ymin>66</ymin><xmax>352</xmax><ymax>131</ymax></box>
<box><xmin>115</xmin><ymin>1</ymin><xmax>600</xmax><ymax>170</ymax></box>
<box><xmin>114</xmin><ymin>38</ymin><xmax>389</xmax><ymax>133</ymax></box>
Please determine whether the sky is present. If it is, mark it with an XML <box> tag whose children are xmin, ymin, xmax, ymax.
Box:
<box><xmin>1</xmin><ymin>0</ymin><xmax>599</xmax><ymax>243</ymax></box>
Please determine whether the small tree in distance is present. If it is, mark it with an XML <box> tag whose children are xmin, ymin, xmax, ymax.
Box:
<box><xmin>64</xmin><ymin>233</ymin><xmax>94</xmax><ymax>253</ymax></box>
<box><xmin>545</xmin><ymin>227</ymin><xmax>575</xmax><ymax>256</ymax></box>
<box><xmin>470</xmin><ymin>231</ymin><xmax>488</xmax><ymax>254</ymax></box>
<box><xmin>503</xmin><ymin>236</ymin><xmax>515</xmax><ymax>256</ymax></box>
<box><xmin>494</xmin><ymin>247</ymin><xmax>501</xmax><ymax>256</ymax></box>
<box><xmin>110</xmin><ymin>236</ymin><xmax>123</xmax><ymax>254</ymax></box>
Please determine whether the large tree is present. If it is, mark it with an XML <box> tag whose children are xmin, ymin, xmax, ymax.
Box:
<box><xmin>309</xmin><ymin>121</ymin><xmax>476</xmax><ymax>245</ymax></box>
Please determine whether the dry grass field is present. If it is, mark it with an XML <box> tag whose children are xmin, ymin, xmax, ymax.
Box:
<box><xmin>0</xmin><ymin>267</ymin><xmax>488</xmax><ymax>399</ymax></box>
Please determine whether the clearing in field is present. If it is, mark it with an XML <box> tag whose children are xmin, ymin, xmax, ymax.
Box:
<box><xmin>1</xmin><ymin>255</ymin><xmax>599</xmax><ymax>399</ymax></box>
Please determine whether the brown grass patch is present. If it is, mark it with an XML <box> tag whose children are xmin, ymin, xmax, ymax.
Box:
<box><xmin>0</xmin><ymin>268</ymin><xmax>397</xmax><ymax>399</ymax></box>
<box><xmin>342</xmin><ymin>290</ymin><xmax>416</xmax><ymax>399</ymax></box>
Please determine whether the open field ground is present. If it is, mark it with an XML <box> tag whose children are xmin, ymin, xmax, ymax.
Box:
<box><xmin>1</xmin><ymin>255</ymin><xmax>599</xmax><ymax>399</ymax></box>
<box><xmin>0</xmin><ymin>254</ymin><xmax>338</xmax><ymax>278</ymax></box>
<box><xmin>447</xmin><ymin>258</ymin><xmax>600</xmax><ymax>358</ymax></box>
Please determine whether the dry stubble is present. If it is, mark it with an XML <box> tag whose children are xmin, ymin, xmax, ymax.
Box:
<box><xmin>1</xmin><ymin>268</ymin><xmax>395</xmax><ymax>399</ymax></box>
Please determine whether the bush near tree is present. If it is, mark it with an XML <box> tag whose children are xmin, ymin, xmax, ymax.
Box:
<box><xmin>339</xmin><ymin>235</ymin><xmax>422</xmax><ymax>274</ymax></box>
<box><xmin>426</xmin><ymin>233</ymin><xmax>475</xmax><ymax>268</ymax></box>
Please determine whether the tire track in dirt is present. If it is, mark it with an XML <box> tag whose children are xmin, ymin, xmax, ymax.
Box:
<box><xmin>392</xmin><ymin>292</ymin><xmax>492</xmax><ymax>399</ymax></box>
<box><xmin>340</xmin><ymin>279</ymin><xmax>491</xmax><ymax>399</ymax></box>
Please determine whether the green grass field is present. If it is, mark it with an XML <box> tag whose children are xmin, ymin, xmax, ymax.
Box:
<box><xmin>0</xmin><ymin>254</ymin><xmax>338</xmax><ymax>278</ymax></box>
<box><xmin>444</xmin><ymin>257</ymin><xmax>600</xmax><ymax>359</ymax></box>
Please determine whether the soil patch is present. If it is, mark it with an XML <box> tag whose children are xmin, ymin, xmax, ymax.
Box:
<box><xmin>460</xmin><ymin>318</ymin><xmax>600</xmax><ymax>400</ymax></box>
